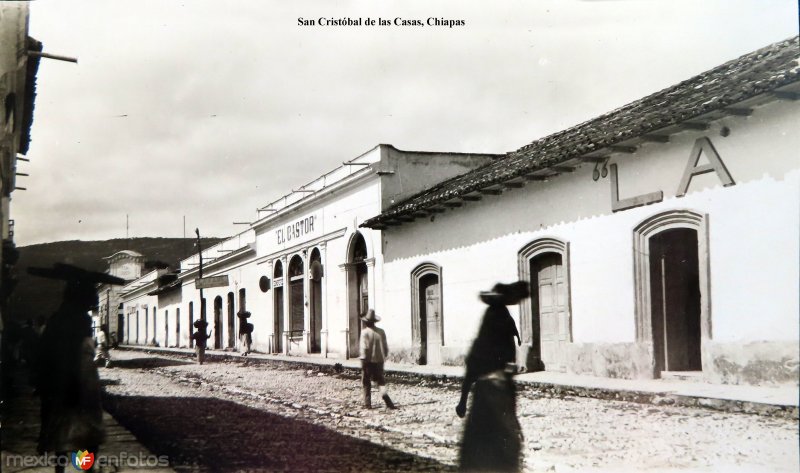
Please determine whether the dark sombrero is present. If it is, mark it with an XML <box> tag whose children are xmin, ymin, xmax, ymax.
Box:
<box><xmin>479</xmin><ymin>281</ymin><xmax>530</xmax><ymax>306</ymax></box>
<box><xmin>28</xmin><ymin>263</ymin><xmax>126</xmax><ymax>285</ymax></box>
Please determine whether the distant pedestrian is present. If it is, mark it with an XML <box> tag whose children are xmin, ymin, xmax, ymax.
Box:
<box><xmin>237</xmin><ymin>311</ymin><xmax>252</xmax><ymax>356</ymax></box>
<box><xmin>359</xmin><ymin>310</ymin><xmax>396</xmax><ymax>409</ymax></box>
<box><xmin>457</xmin><ymin>281</ymin><xmax>529</xmax><ymax>472</ymax></box>
<box><xmin>28</xmin><ymin>264</ymin><xmax>125</xmax><ymax>473</ymax></box>
<box><xmin>94</xmin><ymin>324</ymin><xmax>111</xmax><ymax>368</ymax></box>
<box><xmin>191</xmin><ymin>320</ymin><xmax>211</xmax><ymax>365</ymax></box>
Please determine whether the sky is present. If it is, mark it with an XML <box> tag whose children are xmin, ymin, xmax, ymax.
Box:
<box><xmin>14</xmin><ymin>0</ymin><xmax>799</xmax><ymax>245</ymax></box>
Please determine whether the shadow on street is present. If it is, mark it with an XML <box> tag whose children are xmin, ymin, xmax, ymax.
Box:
<box><xmin>103</xmin><ymin>394</ymin><xmax>455</xmax><ymax>472</ymax></box>
<box><xmin>108</xmin><ymin>356</ymin><xmax>193</xmax><ymax>370</ymax></box>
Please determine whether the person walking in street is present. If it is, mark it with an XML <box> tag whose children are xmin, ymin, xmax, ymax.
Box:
<box><xmin>191</xmin><ymin>320</ymin><xmax>211</xmax><ymax>365</ymax></box>
<box><xmin>29</xmin><ymin>264</ymin><xmax>125</xmax><ymax>473</ymax></box>
<box><xmin>359</xmin><ymin>309</ymin><xmax>396</xmax><ymax>409</ymax></box>
<box><xmin>456</xmin><ymin>281</ymin><xmax>529</xmax><ymax>472</ymax></box>
<box><xmin>94</xmin><ymin>324</ymin><xmax>111</xmax><ymax>368</ymax></box>
<box><xmin>237</xmin><ymin>311</ymin><xmax>252</xmax><ymax>356</ymax></box>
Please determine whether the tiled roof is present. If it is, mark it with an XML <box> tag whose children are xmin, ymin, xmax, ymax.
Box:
<box><xmin>362</xmin><ymin>36</ymin><xmax>800</xmax><ymax>228</ymax></box>
<box><xmin>20</xmin><ymin>36</ymin><xmax>42</xmax><ymax>155</ymax></box>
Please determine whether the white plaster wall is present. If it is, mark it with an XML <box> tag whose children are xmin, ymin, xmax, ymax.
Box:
<box><xmin>123</xmin><ymin>292</ymin><xmax>159</xmax><ymax>345</ymax></box>
<box><xmin>381</xmin><ymin>99</ymin><xmax>800</xmax><ymax>356</ymax></box>
<box><xmin>252</xmin><ymin>178</ymin><xmax>385</xmax><ymax>357</ymax></box>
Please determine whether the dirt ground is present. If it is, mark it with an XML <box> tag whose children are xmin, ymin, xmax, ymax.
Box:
<box><xmin>99</xmin><ymin>349</ymin><xmax>799</xmax><ymax>472</ymax></box>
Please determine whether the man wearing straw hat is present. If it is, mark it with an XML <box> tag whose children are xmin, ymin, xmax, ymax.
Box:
<box><xmin>359</xmin><ymin>309</ymin><xmax>396</xmax><ymax>409</ymax></box>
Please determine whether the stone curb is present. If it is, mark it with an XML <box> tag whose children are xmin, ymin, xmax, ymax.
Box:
<box><xmin>119</xmin><ymin>346</ymin><xmax>799</xmax><ymax>420</ymax></box>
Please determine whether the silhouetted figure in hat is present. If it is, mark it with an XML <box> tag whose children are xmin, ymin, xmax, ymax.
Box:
<box><xmin>457</xmin><ymin>281</ymin><xmax>529</xmax><ymax>472</ymax></box>
<box><xmin>237</xmin><ymin>311</ymin><xmax>252</xmax><ymax>356</ymax></box>
<box><xmin>30</xmin><ymin>264</ymin><xmax>124</xmax><ymax>472</ymax></box>
<box><xmin>359</xmin><ymin>309</ymin><xmax>396</xmax><ymax>409</ymax></box>
<box><xmin>191</xmin><ymin>319</ymin><xmax>211</xmax><ymax>364</ymax></box>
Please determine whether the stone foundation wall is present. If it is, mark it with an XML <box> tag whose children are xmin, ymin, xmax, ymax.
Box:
<box><xmin>440</xmin><ymin>346</ymin><xmax>467</xmax><ymax>367</ymax></box>
<box><xmin>702</xmin><ymin>340</ymin><xmax>799</xmax><ymax>386</ymax></box>
<box><xmin>386</xmin><ymin>347</ymin><xmax>418</xmax><ymax>364</ymax></box>
<box><xmin>386</xmin><ymin>345</ymin><xmax>468</xmax><ymax>367</ymax></box>
<box><xmin>567</xmin><ymin>342</ymin><xmax>655</xmax><ymax>380</ymax></box>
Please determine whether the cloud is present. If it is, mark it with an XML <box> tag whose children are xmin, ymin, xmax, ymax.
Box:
<box><xmin>14</xmin><ymin>0</ymin><xmax>799</xmax><ymax>244</ymax></box>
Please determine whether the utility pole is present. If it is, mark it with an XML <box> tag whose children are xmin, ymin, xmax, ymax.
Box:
<box><xmin>195</xmin><ymin>228</ymin><xmax>205</xmax><ymax>322</ymax></box>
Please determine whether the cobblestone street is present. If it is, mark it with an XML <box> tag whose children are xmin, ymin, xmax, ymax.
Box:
<box><xmin>99</xmin><ymin>350</ymin><xmax>798</xmax><ymax>472</ymax></box>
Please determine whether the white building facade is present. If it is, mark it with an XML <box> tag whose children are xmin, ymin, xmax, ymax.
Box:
<box><xmin>363</xmin><ymin>37</ymin><xmax>800</xmax><ymax>386</ymax></box>
<box><xmin>117</xmin><ymin>145</ymin><xmax>499</xmax><ymax>359</ymax></box>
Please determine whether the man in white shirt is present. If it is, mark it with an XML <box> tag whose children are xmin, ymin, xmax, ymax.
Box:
<box><xmin>359</xmin><ymin>310</ymin><xmax>396</xmax><ymax>409</ymax></box>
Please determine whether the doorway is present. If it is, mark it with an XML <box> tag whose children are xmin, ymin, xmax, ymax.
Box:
<box><xmin>273</xmin><ymin>260</ymin><xmax>284</xmax><ymax>353</ymax></box>
<box><xmin>418</xmin><ymin>273</ymin><xmax>442</xmax><ymax>365</ymax></box>
<box><xmin>175</xmin><ymin>308</ymin><xmax>181</xmax><ymax>348</ymax></box>
<box><xmin>227</xmin><ymin>292</ymin><xmax>236</xmax><ymax>348</ymax></box>
<box><xmin>531</xmin><ymin>252</ymin><xmax>569</xmax><ymax>372</ymax></box>
<box><xmin>213</xmin><ymin>296</ymin><xmax>223</xmax><ymax>349</ymax></box>
<box><xmin>347</xmin><ymin>233</ymin><xmax>369</xmax><ymax>357</ymax></box>
<box><xmin>649</xmin><ymin>228</ymin><xmax>702</xmax><ymax>373</ymax></box>
<box><xmin>288</xmin><ymin>256</ymin><xmax>305</xmax><ymax>351</ymax></box>
<box><xmin>633</xmin><ymin>210</ymin><xmax>709</xmax><ymax>379</ymax></box>
<box><xmin>188</xmin><ymin>302</ymin><xmax>194</xmax><ymax>348</ymax></box>
<box><xmin>118</xmin><ymin>313</ymin><xmax>125</xmax><ymax>346</ymax></box>
<box><xmin>309</xmin><ymin>249</ymin><xmax>323</xmax><ymax>353</ymax></box>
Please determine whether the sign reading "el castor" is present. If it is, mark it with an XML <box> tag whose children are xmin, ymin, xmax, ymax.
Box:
<box><xmin>276</xmin><ymin>215</ymin><xmax>317</xmax><ymax>244</ymax></box>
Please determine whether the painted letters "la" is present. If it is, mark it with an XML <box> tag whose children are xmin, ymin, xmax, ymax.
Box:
<box><xmin>611</xmin><ymin>136</ymin><xmax>735</xmax><ymax>212</ymax></box>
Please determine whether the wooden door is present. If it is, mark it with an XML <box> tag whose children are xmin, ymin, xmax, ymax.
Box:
<box><xmin>175</xmin><ymin>310</ymin><xmax>180</xmax><ymax>348</ymax></box>
<box><xmin>188</xmin><ymin>310</ymin><xmax>194</xmax><ymax>348</ymax></box>
<box><xmin>274</xmin><ymin>287</ymin><xmax>284</xmax><ymax>352</ymax></box>
<box><xmin>535</xmin><ymin>253</ymin><xmax>568</xmax><ymax>371</ymax></box>
<box><xmin>227</xmin><ymin>293</ymin><xmax>236</xmax><ymax>348</ymax></box>
<box><xmin>310</xmin><ymin>279</ymin><xmax>322</xmax><ymax>353</ymax></box>
<box><xmin>213</xmin><ymin>299</ymin><xmax>222</xmax><ymax>349</ymax></box>
<box><xmin>290</xmin><ymin>279</ymin><xmax>304</xmax><ymax>336</ymax></box>
<box><xmin>649</xmin><ymin>229</ymin><xmax>701</xmax><ymax>373</ymax></box>
<box><xmin>425</xmin><ymin>284</ymin><xmax>441</xmax><ymax>365</ymax></box>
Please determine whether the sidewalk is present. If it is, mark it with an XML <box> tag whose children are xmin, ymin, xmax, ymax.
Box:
<box><xmin>1</xmin><ymin>368</ymin><xmax>174</xmax><ymax>473</ymax></box>
<box><xmin>121</xmin><ymin>345</ymin><xmax>798</xmax><ymax>419</ymax></box>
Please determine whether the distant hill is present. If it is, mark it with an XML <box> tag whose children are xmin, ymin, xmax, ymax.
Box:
<box><xmin>7</xmin><ymin>237</ymin><xmax>222</xmax><ymax>326</ymax></box>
